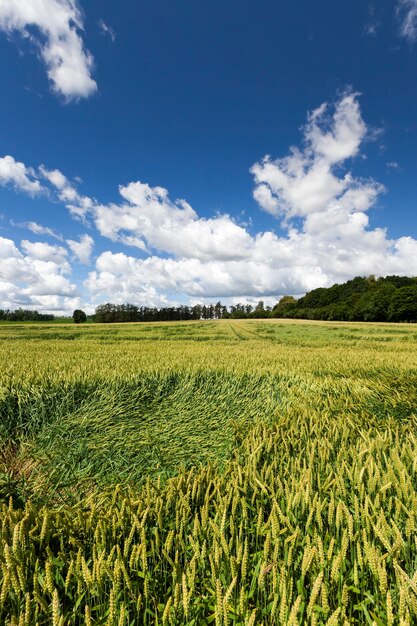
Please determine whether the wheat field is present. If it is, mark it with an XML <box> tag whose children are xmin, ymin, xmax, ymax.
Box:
<box><xmin>1</xmin><ymin>319</ymin><xmax>417</xmax><ymax>625</ymax></box>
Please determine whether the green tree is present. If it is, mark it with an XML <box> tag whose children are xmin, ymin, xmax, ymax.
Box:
<box><xmin>388</xmin><ymin>286</ymin><xmax>417</xmax><ymax>322</ymax></box>
<box><xmin>72</xmin><ymin>309</ymin><xmax>87</xmax><ymax>324</ymax></box>
<box><xmin>272</xmin><ymin>296</ymin><xmax>297</xmax><ymax>318</ymax></box>
<box><xmin>355</xmin><ymin>283</ymin><xmax>396</xmax><ymax>322</ymax></box>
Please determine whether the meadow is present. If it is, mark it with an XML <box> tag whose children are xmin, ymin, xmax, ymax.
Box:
<box><xmin>1</xmin><ymin>319</ymin><xmax>417</xmax><ymax>625</ymax></box>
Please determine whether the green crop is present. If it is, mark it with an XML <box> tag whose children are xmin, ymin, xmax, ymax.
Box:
<box><xmin>0</xmin><ymin>319</ymin><xmax>417</xmax><ymax>624</ymax></box>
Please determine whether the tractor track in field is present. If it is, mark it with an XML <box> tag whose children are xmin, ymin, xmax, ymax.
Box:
<box><xmin>228</xmin><ymin>320</ymin><xmax>276</xmax><ymax>341</ymax></box>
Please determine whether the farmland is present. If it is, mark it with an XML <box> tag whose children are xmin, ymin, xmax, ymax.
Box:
<box><xmin>1</xmin><ymin>319</ymin><xmax>417</xmax><ymax>625</ymax></box>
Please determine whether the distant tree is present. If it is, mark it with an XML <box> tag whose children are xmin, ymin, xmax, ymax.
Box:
<box><xmin>214</xmin><ymin>301</ymin><xmax>222</xmax><ymax>319</ymax></box>
<box><xmin>272</xmin><ymin>296</ymin><xmax>298</xmax><ymax>318</ymax></box>
<box><xmin>0</xmin><ymin>308</ymin><xmax>54</xmax><ymax>322</ymax></box>
<box><xmin>230</xmin><ymin>303</ymin><xmax>247</xmax><ymax>318</ymax></box>
<box><xmin>94</xmin><ymin>303</ymin><xmax>115</xmax><ymax>323</ymax></box>
<box><xmin>388</xmin><ymin>286</ymin><xmax>417</xmax><ymax>322</ymax></box>
<box><xmin>88</xmin><ymin>280</ymin><xmax>417</xmax><ymax>324</ymax></box>
<box><xmin>278</xmin><ymin>276</ymin><xmax>417</xmax><ymax>322</ymax></box>
<box><xmin>253</xmin><ymin>300</ymin><xmax>270</xmax><ymax>318</ymax></box>
<box><xmin>73</xmin><ymin>309</ymin><xmax>87</xmax><ymax>324</ymax></box>
<box><xmin>192</xmin><ymin>304</ymin><xmax>202</xmax><ymax>320</ymax></box>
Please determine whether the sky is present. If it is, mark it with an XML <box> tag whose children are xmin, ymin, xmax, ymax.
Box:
<box><xmin>0</xmin><ymin>1</ymin><xmax>417</xmax><ymax>314</ymax></box>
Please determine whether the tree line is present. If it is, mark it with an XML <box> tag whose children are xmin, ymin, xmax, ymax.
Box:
<box><xmin>93</xmin><ymin>301</ymin><xmax>271</xmax><ymax>323</ymax></box>
<box><xmin>2</xmin><ymin>275</ymin><xmax>416</xmax><ymax>324</ymax></box>
<box><xmin>273</xmin><ymin>275</ymin><xmax>417</xmax><ymax>322</ymax></box>
<box><xmin>93</xmin><ymin>276</ymin><xmax>417</xmax><ymax>323</ymax></box>
<box><xmin>0</xmin><ymin>309</ymin><xmax>54</xmax><ymax>322</ymax></box>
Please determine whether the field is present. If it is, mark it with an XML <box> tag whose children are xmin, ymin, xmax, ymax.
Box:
<box><xmin>1</xmin><ymin>319</ymin><xmax>417</xmax><ymax>625</ymax></box>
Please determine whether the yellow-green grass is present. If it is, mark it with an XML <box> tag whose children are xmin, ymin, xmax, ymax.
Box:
<box><xmin>1</xmin><ymin>319</ymin><xmax>417</xmax><ymax>624</ymax></box>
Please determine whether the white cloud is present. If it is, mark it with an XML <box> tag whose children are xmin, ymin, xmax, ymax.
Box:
<box><xmin>93</xmin><ymin>182</ymin><xmax>253</xmax><ymax>261</ymax></box>
<box><xmin>398</xmin><ymin>0</ymin><xmax>417</xmax><ymax>41</ymax></box>
<box><xmin>0</xmin><ymin>236</ymin><xmax>77</xmax><ymax>312</ymax></box>
<box><xmin>250</xmin><ymin>91</ymin><xmax>373</xmax><ymax>220</ymax></box>
<box><xmin>85</xmin><ymin>224</ymin><xmax>417</xmax><ymax>305</ymax></box>
<box><xmin>67</xmin><ymin>233</ymin><xmax>94</xmax><ymax>264</ymax></box>
<box><xmin>39</xmin><ymin>166</ymin><xmax>68</xmax><ymax>190</ymax></box>
<box><xmin>84</xmin><ymin>92</ymin><xmax>417</xmax><ymax>306</ymax></box>
<box><xmin>12</xmin><ymin>220</ymin><xmax>63</xmax><ymax>240</ymax></box>
<box><xmin>0</xmin><ymin>236</ymin><xmax>21</xmax><ymax>261</ymax></box>
<box><xmin>0</xmin><ymin>0</ymin><xmax>97</xmax><ymax>100</ymax></box>
<box><xmin>2</xmin><ymin>92</ymin><xmax>417</xmax><ymax>312</ymax></box>
<box><xmin>21</xmin><ymin>239</ymin><xmax>69</xmax><ymax>266</ymax></box>
<box><xmin>0</xmin><ymin>158</ymin><xmax>94</xmax><ymax>219</ymax></box>
<box><xmin>39</xmin><ymin>167</ymin><xmax>94</xmax><ymax>218</ymax></box>
<box><xmin>0</xmin><ymin>155</ymin><xmax>43</xmax><ymax>195</ymax></box>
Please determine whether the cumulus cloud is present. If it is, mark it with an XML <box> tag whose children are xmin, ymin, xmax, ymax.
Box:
<box><xmin>85</xmin><ymin>227</ymin><xmax>417</xmax><ymax>306</ymax></box>
<box><xmin>1</xmin><ymin>160</ymin><xmax>94</xmax><ymax>218</ymax></box>
<box><xmin>0</xmin><ymin>236</ymin><xmax>77</xmax><ymax>312</ymax></box>
<box><xmin>0</xmin><ymin>0</ymin><xmax>97</xmax><ymax>100</ymax></box>
<box><xmin>39</xmin><ymin>166</ymin><xmax>94</xmax><ymax>218</ymax></box>
<box><xmin>84</xmin><ymin>92</ymin><xmax>417</xmax><ymax>306</ymax></box>
<box><xmin>2</xmin><ymin>92</ymin><xmax>417</xmax><ymax>311</ymax></box>
<box><xmin>67</xmin><ymin>233</ymin><xmax>94</xmax><ymax>264</ymax></box>
<box><xmin>21</xmin><ymin>239</ymin><xmax>69</xmax><ymax>266</ymax></box>
<box><xmin>0</xmin><ymin>155</ymin><xmax>44</xmax><ymax>195</ymax></box>
<box><xmin>85</xmin><ymin>250</ymin><xmax>318</xmax><ymax>304</ymax></box>
<box><xmin>398</xmin><ymin>0</ymin><xmax>417</xmax><ymax>41</ymax></box>
<box><xmin>39</xmin><ymin>166</ymin><xmax>68</xmax><ymax>190</ymax></box>
<box><xmin>94</xmin><ymin>182</ymin><xmax>252</xmax><ymax>261</ymax></box>
<box><xmin>250</xmin><ymin>91</ymin><xmax>376</xmax><ymax>220</ymax></box>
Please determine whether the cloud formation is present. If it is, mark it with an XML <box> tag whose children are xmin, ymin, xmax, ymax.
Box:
<box><xmin>12</xmin><ymin>220</ymin><xmax>63</xmax><ymax>241</ymax></box>
<box><xmin>0</xmin><ymin>0</ymin><xmax>97</xmax><ymax>100</ymax></box>
<box><xmin>21</xmin><ymin>239</ymin><xmax>69</xmax><ymax>266</ymax></box>
<box><xmin>39</xmin><ymin>166</ymin><xmax>93</xmax><ymax>218</ymax></box>
<box><xmin>85</xmin><ymin>92</ymin><xmax>417</xmax><ymax>305</ymax></box>
<box><xmin>251</xmin><ymin>92</ymin><xmax>377</xmax><ymax>220</ymax></box>
<box><xmin>398</xmin><ymin>0</ymin><xmax>417</xmax><ymax>41</ymax></box>
<box><xmin>67</xmin><ymin>233</ymin><xmax>94</xmax><ymax>264</ymax></box>
<box><xmin>0</xmin><ymin>155</ymin><xmax>44</xmax><ymax>195</ymax></box>
<box><xmin>0</xmin><ymin>236</ymin><xmax>79</xmax><ymax>313</ymax></box>
<box><xmin>94</xmin><ymin>182</ymin><xmax>253</xmax><ymax>261</ymax></box>
<box><xmin>2</xmin><ymin>92</ymin><xmax>417</xmax><ymax>311</ymax></box>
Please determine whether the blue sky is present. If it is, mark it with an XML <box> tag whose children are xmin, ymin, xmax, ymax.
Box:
<box><xmin>0</xmin><ymin>0</ymin><xmax>417</xmax><ymax>313</ymax></box>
